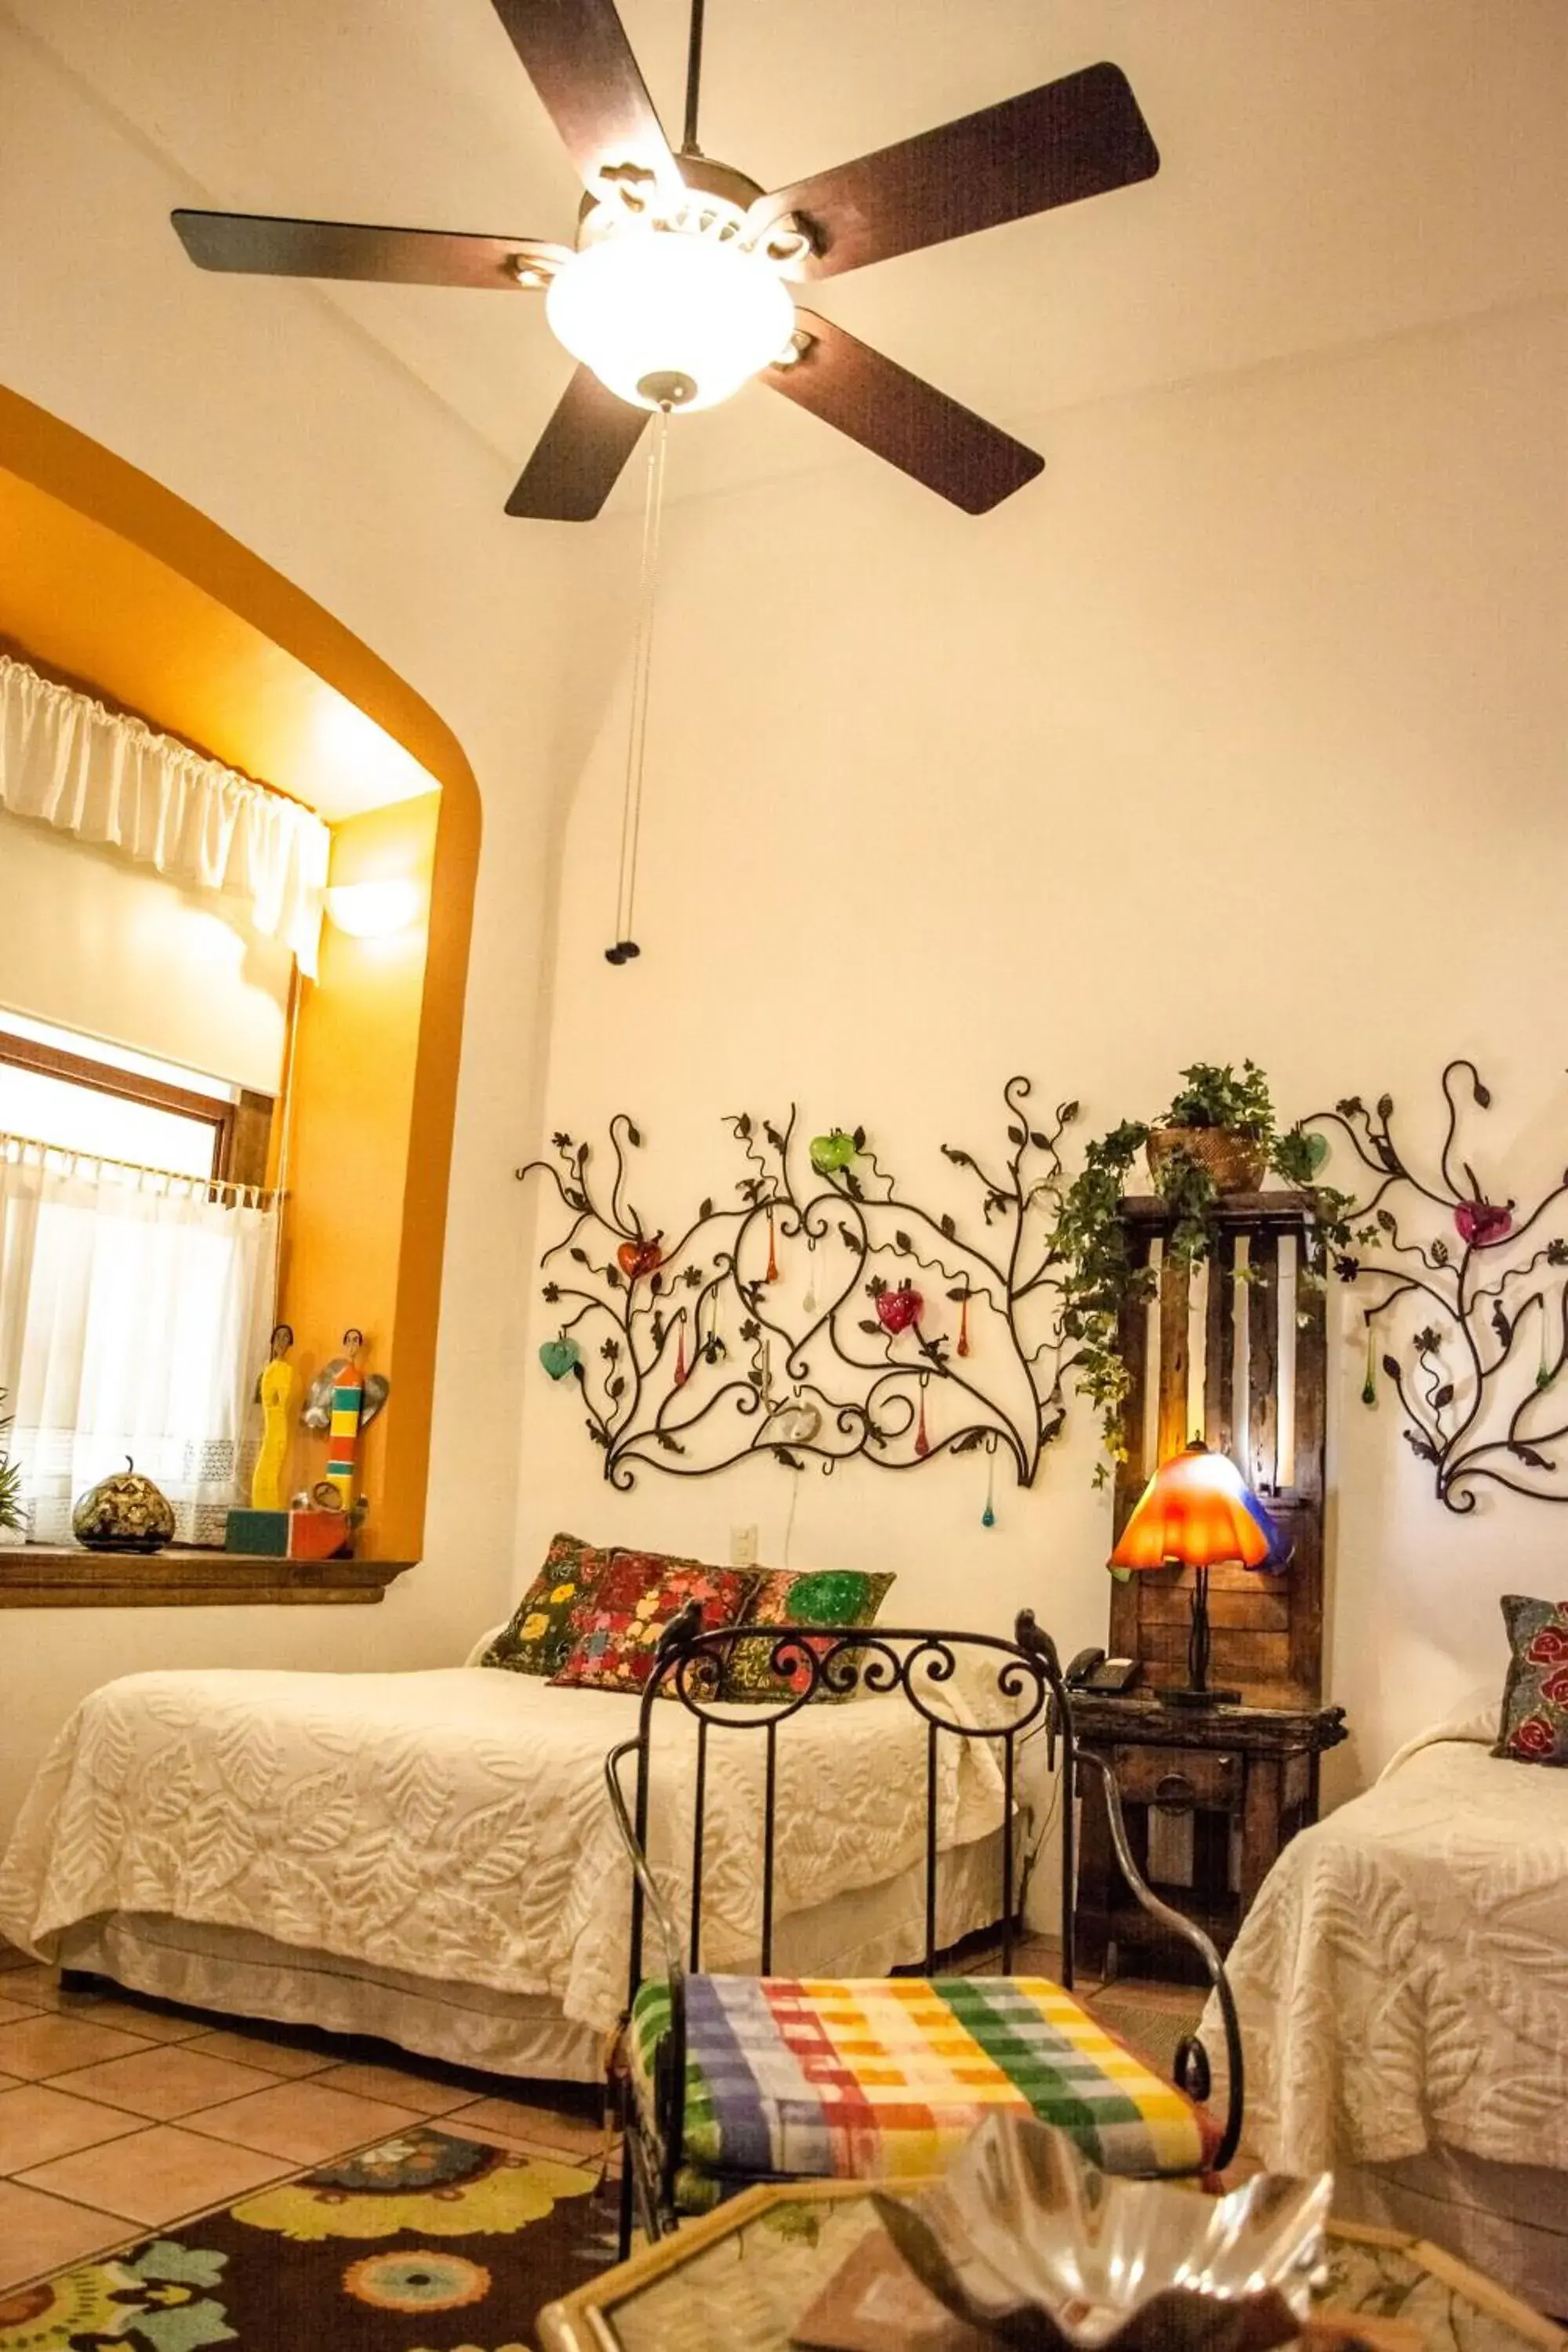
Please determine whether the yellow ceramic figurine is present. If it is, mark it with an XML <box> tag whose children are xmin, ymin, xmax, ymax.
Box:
<box><xmin>252</xmin><ymin>1323</ymin><xmax>296</xmax><ymax>1511</ymax></box>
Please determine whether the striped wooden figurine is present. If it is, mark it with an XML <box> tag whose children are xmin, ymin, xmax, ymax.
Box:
<box><xmin>324</xmin><ymin>1332</ymin><xmax>366</xmax><ymax>1513</ymax></box>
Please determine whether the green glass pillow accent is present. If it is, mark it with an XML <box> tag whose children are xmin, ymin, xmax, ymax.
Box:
<box><xmin>1494</xmin><ymin>1592</ymin><xmax>1568</xmax><ymax>1766</ymax></box>
<box><xmin>479</xmin><ymin>1532</ymin><xmax>609</xmax><ymax>1677</ymax></box>
<box><xmin>719</xmin><ymin>1566</ymin><xmax>895</xmax><ymax>1703</ymax></box>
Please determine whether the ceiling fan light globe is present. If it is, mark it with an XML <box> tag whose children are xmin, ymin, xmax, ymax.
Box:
<box><xmin>546</xmin><ymin>226</ymin><xmax>795</xmax><ymax>413</ymax></box>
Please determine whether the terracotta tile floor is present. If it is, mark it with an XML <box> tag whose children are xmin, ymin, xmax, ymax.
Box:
<box><xmin>0</xmin><ymin>1937</ymin><xmax>611</xmax><ymax>2294</ymax></box>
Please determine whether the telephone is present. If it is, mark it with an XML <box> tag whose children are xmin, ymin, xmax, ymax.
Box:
<box><xmin>1065</xmin><ymin>1647</ymin><xmax>1140</xmax><ymax>1694</ymax></box>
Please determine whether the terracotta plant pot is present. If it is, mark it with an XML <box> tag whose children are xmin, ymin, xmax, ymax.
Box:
<box><xmin>1146</xmin><ymin>1127</ymin><xmax>1268</xmax><ymax>1195</ymax></box>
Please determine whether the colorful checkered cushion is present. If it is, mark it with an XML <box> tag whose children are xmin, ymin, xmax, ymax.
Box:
<box><xmin>628</xmin><ymin>1975</ymin><xmax>1210</xmax><ymax>2195</ymax></box>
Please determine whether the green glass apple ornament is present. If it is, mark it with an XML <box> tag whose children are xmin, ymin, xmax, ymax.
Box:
<box><xmin>810</xmin><ymin>1130</ymin><xmax>857</xmax><ymax>1177</ymax></box>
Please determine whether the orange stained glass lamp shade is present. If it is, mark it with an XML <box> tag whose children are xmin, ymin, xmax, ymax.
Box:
<box><xmin>1109</xmin><ymin>1441</ymin><xmax>1288</xmax><ymax>1573</ymax></box>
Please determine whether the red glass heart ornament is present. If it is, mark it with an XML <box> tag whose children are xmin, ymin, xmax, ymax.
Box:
<box><xmin>616</xmin><ymin>1239</ymin><xmax>663</xmax><ymax>1279</ymax></box>
<box><xmin>876</xmin><ymin>1285</ymin><xmax>924</xmax><ymax>1335</ymax></box>
<box><xmin>1454</xmin><ymin>1200</ymin><xmax>1512</xmax><ymax>1248</ymax></box>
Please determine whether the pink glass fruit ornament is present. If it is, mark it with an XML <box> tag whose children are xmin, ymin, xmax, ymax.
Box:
<box><xmin>1454</xmin><ymin>1200</ymin><xmax>1513</xmax><ymax>1248</ymax></box>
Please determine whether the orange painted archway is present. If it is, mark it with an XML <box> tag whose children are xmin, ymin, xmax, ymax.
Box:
<box><xmin>0</xmin><ymin>383</ymin><xmax>480</xmax><ymax>1559</ymax></box>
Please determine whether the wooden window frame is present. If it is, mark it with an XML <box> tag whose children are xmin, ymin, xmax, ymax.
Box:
<box><xmin>0</xmin><ymin>1031</ymin><xmax>272</xmax><ymax>1186</ymax></box>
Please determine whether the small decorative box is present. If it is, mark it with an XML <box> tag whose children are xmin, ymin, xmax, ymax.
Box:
<box><xmin>225</xmin><ymin>1508</ymin><xmax>350</xmax><ymax>1560</ymax></box>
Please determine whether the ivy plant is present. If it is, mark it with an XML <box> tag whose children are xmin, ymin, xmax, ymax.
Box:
<box><xmin>1050</xmin><ymin>1065</ymin><xmax>1372</xmax><ymax>1479</ymax></box>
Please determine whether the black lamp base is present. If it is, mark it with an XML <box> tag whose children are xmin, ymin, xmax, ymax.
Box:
<box><xmin>1160</xmin><ymin>1682</ymin><xmax>1242</xmax><ymax>1710</ymax></box>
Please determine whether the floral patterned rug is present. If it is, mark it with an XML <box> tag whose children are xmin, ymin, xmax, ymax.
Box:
<box><xmin>0</xmin><ymin>2127</ymin><xmax>618</xmax><ymax>2351</ymax></box>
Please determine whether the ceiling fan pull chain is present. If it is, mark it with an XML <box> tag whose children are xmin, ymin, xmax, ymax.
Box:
<box><xmin>606</xmin><ymin>402</ymin><xmax>671</xmax><ymax>964</ymax></box>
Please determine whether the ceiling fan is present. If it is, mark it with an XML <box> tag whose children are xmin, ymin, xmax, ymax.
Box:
<box><xmin>172</xmin><ymin>0</ymin><xmax>1158</xmax><ymax>521</ymax></box>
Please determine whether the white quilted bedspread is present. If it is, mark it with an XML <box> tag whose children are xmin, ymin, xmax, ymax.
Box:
<box><xmin>1203</xmin><ymin>1707</ymin><xmax>1568</xmax><ymax>2176</ymax></box>
<box><xmin>0</xmin><ymin>1668</ymin><xmax>1004</xmax><ymax>2034</ymax></box>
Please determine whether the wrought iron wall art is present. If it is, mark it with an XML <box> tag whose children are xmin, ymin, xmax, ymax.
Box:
<box><xmin>516</xmin><ymin>1077</ymin><xmax>1078</xmax><ymax>1492</ymax></box>
<box><xmin>1310</xmin><ymin>1061</ymin><xmax>1568</xmax><ymax>1512</ymax></box>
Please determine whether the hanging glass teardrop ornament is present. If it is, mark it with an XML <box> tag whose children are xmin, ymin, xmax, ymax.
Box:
<box><xmin>1361</xmin><ymin>1320</ymin><xmax>1377</xmax><ymax>1406</ymax></box>
<box><xmin>957</xmin><ymin>1292</ymin><xmax>971</xmax><ymax>1359</ymax></box>
<box><xmin>803</xmin><ymin>1236</ymin><xmax>817</xmax><ymax>1317</ymax></box>
<box><xmin>766</xmin><ymin>1206</ymin><xmax>779</xmax><ymax>1283</ymax></box>
<box><xmin>982</xmin><ymin>1432</ymin><xmax>997</xmax><ymax>1527</ymax></box>
<box><xmin>1539</xmin><ymin>1311</ymin><xmax>1555</xmax><ymax>1392</ymax></box>
<box><xmin>914</xmin><ymin>1374</ymin><xmax>931</xmax><ymax>1458</ymax></box>
<box><xmin>675</xmin><ymin>1320</ymin><xmax>688</xmax><ymax>1388</ymax></box>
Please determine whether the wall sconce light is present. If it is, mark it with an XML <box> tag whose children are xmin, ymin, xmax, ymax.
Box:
<box><xmin>324</xmin><ymin>879</ymin><xmax>423</xmax><ymax>938</ymax></box>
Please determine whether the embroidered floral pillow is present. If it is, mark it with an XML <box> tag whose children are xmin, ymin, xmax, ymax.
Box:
<box><xmin>549</xmin><ymin>1552</ymin><xmax>757</xmax><ymax>1697</ymax></box>
<box><xmin>1494</xmin><ymin>1593</ymin><xmax>1568</xmax><ymax>1766</ymax></box>
<box><xmin>719</xmin><ymin>1566</ymin><xmax>895</xmax><ymax>1703</ymax></box>
<box><xmin>479</xmin><ymin>1532</ymin><xmax>608</xmax><ymax>1677</ymax></box>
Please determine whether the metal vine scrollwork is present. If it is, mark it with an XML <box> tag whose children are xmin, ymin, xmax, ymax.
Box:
<box><xmin>515</xmin><ymin>1077</ymin><xmax>1076</xmax><ymax>1490</ymax></box>
<box><xmin>1311</xmin><ymin>1060</ymin><xmax>1568</xmax><ymax>1512</ymax></box>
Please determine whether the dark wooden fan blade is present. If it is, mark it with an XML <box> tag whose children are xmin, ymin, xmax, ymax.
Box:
<box><xmin>750</xmin><ymin>61</ymin><xmax>1158</xmax><ymax>281</ymax></box>
<box><xmin>506</xmin><ymin>365</ymin><xmax>648</xmax><ymax>520</ymax></box>
<box><xmin>487</xmin><ymin>0</ymin><xmax>680</xmax><ymax>201</ymax></box>
<box><xmin>764</xmin><ymin>311</ymin><xmax>1042</xmax><ymax>514</ymax></box>
<box><xmin>172</xmin><ymin>209</ymin><xmax>567</xmax><ymax>289</ymax></box>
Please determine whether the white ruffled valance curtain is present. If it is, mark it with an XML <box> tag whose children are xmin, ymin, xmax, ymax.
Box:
<box><xmin>0</xmin><ymin>1136</ymin><xmax>278</xmax><ymax>1545</ymax></box>
<box><xmin>0</xmin><ymin>655</ymin><xmax>329</xmax><ymax>977</ymax></box>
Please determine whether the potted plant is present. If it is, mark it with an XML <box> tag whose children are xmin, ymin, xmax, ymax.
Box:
<box><xmin>0</xmin><ymin>1388</ymin><xmax>24</xmax><ymax>1547</ymax></box>
<box><xmin>1145</xmin><ymin>1060</ymin><xmax>1274</xmax><ymax>1195</ymax></box>
<box><xmin>1050</xmin><ymin>1064</ymin><xmax>1366</xmax><ymax>1478</ymax></box>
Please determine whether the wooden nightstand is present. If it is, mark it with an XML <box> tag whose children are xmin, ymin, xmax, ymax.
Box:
<box><xmin>1072</xmin><ymin>1690</ymin><xmax>1347</xmax><ymax>1977</ymax></box>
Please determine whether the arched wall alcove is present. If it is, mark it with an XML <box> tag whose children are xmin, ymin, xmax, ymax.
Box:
<box><xmin>0</xmin><ymin>382</ymin><xmax>481</xmax><ymax>1561</ymax></box>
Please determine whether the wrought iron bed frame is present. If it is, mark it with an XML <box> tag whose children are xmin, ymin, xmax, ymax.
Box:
<box><xmin>605</xmin><ymin>1603</ymin><xmax>1244</xmax><ymax>2249</ymax></box>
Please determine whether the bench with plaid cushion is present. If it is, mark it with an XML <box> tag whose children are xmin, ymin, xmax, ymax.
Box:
<box><xmin>629</xmin><ymin>1973</ymin><xmax>1214</xmax><ymax>2206</ymax></box>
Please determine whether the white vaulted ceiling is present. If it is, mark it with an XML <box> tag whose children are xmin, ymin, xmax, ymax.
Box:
<box><xmin>10</xmin><ymin>0</ymin><xmax>1567</xmax><ymax>513</ymax></box>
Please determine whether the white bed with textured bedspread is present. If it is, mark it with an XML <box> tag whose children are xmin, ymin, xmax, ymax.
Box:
<box><xmin>1201</xmin><ymin>1701</ymin><xmax>1568</xmax><ymax>2308</ymax></box>
<box><xmin>0</xmin><ymin>1657</ymin><xmax>1011</xmax><ymax>2082</ymax></box>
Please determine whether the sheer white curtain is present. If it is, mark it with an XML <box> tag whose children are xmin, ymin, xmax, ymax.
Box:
<box><xmin>0</xmin><ymin>1137</ymin><xmax>278</xmax><ymax>1544</ymax></box>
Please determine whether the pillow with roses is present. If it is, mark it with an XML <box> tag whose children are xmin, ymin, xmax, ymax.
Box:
<box><xmin>1493</xmin><ymin>1593</ymin><xmax>1568</xmax><ymax>1766</ymax></box>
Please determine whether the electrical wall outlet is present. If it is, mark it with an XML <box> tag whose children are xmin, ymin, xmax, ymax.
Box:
<box><xmin>729</xmin><ymin>1523</ymin><xmax>759</xmax><ymax>1569</ymax></box>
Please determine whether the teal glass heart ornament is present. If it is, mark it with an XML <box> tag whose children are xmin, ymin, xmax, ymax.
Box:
<box><xmin>1304</xmin><ymin>1132</ymin><xmax>1330</xmax><ymax>1176</ymax></box>
<box><xmin>539</xmin><ymin>1336</ymin><xmax>582</xmax><ymax>1381</ymax></box>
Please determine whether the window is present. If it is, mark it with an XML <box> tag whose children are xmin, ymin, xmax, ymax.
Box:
<box><xmin>0</xmin><ymin>1011</ymin><xmax>271</xmax><ymax>1187</ymax></box>
<box><xmin>0</xmin><ymin>1011</ymin><xmax>280</xmax><ymax>1547</ymax></box>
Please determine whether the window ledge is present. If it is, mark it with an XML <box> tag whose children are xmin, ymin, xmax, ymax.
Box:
<box><xmin>0</xmin><ymin>1546</ymin><xmax>416</xmax><ymax>1607</ymax></box>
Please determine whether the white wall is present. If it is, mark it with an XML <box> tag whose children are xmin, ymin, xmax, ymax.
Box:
<box><xmin>518</xmin><ymin>296</ymin><xmax>1568</xmax><ymax>1802</ymax></box>
<box><xmin>0</xmin><ymin>15</ymin><xmax>630</xmax><ymax>1835</ymax></box>
<box><xmin>0</xmin><ymin>811</ymin><xmax>291</xmax><ymax>1091</ymax></box>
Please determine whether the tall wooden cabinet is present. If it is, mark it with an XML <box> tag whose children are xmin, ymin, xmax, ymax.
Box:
<box><xmin>1073</xmin><ymin>1191</ymin><xmax>1347</xmax><ymax>1976</ymax></box>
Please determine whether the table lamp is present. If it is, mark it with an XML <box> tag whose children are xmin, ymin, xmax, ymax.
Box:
<box><xmin>1109</xmin><ymin>1439</ymin><xmax>1290</xmax><ymax>1708</ymax></box>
